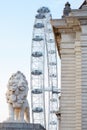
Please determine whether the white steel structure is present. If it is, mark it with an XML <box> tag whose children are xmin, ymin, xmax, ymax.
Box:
<box><xmin>30</xmin><ymin>7</ymin><xmax>60</xmax><ymax>130</ymax></box>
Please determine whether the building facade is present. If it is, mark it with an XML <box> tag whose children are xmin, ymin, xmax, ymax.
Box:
<box><xmin>51</xmin><ymin>1</ymin><xmax>87</xmax><ymax>130</ymax></box>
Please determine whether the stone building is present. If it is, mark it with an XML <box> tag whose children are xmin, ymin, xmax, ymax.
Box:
<box><xmin>51</xmin><ymin>1</ymin><xmax>87</xmax><ymax>130</ymax></box>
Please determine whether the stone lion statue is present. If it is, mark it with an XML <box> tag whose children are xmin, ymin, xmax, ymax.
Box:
<box><xmin>6</xmin><ymin>71</ymin><xmax>30</xmax><ymax>123</ymax></box>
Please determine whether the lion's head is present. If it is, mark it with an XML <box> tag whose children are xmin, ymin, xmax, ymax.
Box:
<box><xmin>6</xmin><ymin>71</ymin><xmax>29</xmax><ymax>108</ymax></box>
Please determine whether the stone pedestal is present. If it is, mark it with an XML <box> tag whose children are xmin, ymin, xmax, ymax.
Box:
<box><xmin>0</xmin><ymin>123</ymin><xmax>46</xmax><ymax>130</ymax></box>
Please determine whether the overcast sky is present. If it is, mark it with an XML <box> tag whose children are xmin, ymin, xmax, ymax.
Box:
<box><xmin>0</xmin><ymin>0</ymin><xmax>84</xmax><ymax>122</ymax></box>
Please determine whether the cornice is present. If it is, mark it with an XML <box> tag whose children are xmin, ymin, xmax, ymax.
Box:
<box><xmin>51</xmin><ymin>17</ymin><xmax>81</xmax><ymax>58</ymax></box>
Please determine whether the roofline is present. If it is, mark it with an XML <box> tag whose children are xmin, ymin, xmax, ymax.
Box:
<box><xmin>79</xmin><ymin>0</ymin><xmax>86</xmax><ymax>9</ymax></box>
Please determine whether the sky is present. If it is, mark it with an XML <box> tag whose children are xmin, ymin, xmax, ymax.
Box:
<box><xmin>0</xmin><ymin>0</ymin><xmax>84</xmax><ymax>122</ymax></box>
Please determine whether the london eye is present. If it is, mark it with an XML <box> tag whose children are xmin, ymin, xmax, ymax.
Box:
<box><xmin>30</xmin><ymin>7</ymin><xmax>60</xmax><ymax>130</ymax></box>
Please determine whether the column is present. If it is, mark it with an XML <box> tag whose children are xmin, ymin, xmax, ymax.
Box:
<box><xmin>61</xmin><ymin>32</ymin><xmax>76</xmax><ymax>130</ymax></box>
<box><xmin>75</xmin><ymin>32</ymin><xmax>82</xmax><ymax>130</ymax></box>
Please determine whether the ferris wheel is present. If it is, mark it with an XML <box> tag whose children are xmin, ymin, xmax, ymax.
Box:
<box><xmin>30</xmin><ymin>7</ymin><xmax>60</xmax><ymax>130</ymax></box>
